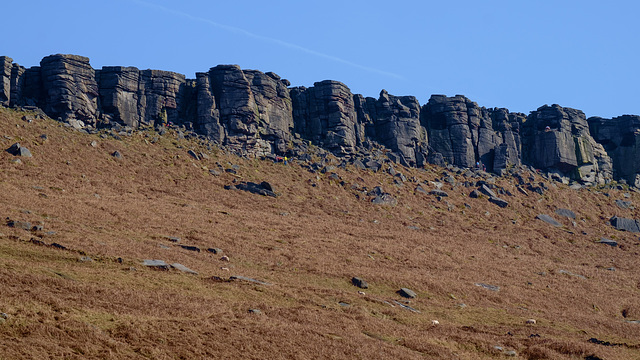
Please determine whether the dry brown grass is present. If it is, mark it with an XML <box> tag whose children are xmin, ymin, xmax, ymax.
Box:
<box><xmin>1</xmin><ymin>107</ymin><xmax>639</xmax><ymax>359</ymax></box>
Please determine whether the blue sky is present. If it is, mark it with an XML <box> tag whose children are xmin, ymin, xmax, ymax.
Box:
<box><xmin>4</xmin><ymin>0</ymin><xmax>639</xmax><ymax>118</ymax></box>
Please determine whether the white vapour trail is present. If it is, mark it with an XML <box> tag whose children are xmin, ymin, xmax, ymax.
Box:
<box><xmin>131</xmin><ymin>0</ymin><xmax>404</xmax><ymax>80</ymax></box>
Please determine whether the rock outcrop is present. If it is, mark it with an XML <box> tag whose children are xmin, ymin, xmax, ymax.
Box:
<box><xmin>2</xmin><ymin>53</ymin><xmax>639</xmax><ymax>186</ymax></box>
<box><xmin>421</xmin><ymin>95</ymin><xmax>523</xmax><ymax>173</ymax></box>
<box><xmin>291</xmin><ymin>80</ymin><xmax>358</xmax><ymax>155</ymax></box>
<box><xmin>588</xmin><ymin>115</ymin><xmax>640</xmax><ymax>186</ymax></box>
<box><xmin>354</xmin><ymin>90</ymin><xmax>428</xmax><ymax>166</ymax></box>
<box><xmin>522</xmin><ymin>104</ymin><xmax>612</xmax><ymax>185</ymax></box>
<box><xmin>40</xmin><ymin>54</ymin><xmax>100</xmax><ymax>126</ymax></box>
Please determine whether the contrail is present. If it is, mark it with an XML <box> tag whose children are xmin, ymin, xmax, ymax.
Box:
<box><xmin>131</xmin><ymin>0</ymin><xmax>404</xmax><ymax>80</ymax></box>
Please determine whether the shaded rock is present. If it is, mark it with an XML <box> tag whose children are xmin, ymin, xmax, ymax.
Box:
<box><xmin>351</xmin><ymin>277</ymin><xmax>368</xmax><ymax>289</ymax></box>
<box><xmin>614</xmin><ymin>200</ymin><xmax>633</xmax><ymax>209</ymax></box>
<box><xmin>207</xmin><ymin>248</ymin><xmax>223</xmax><ymax>254</ymax></box>
<box><xmin>291</xmin><ymin>80</ymin><xmax>358</xmax><ymax>156</ymax></box>
<box><xmin>187</xmin><ymin>149</ymin><xmax>200</xmax><ymax>160</ymax></box>
<box><xmin>6</xmin><ymin>143</ymin><xmax>32</xmax><ymax>157</ymax></box>
<box><xmin>478</xmin><ymin>184</ymin><xmax>497</xmax><ymax>198</ymax></box>
<box><xmin>171</xmin><ymin>263</ymin><xmax>198</xmax><ymax>275</ymax></box>
<box><xmin>7</xmin><ymin>220</ymin><xmax>32</xmax><ymax>230</ymax></box>
<box><xmin>371</xmin><ymin>194</ymin><xmax>397</xmax><ymax>206</ymax></box>
<box><xmin>596</xmin><ymin>238</ymin><xmax>618</xmax><ymax>247</ymax></box>
<box><xmin>555</xmin><ymin>208</ymin><xmax>576</xmax><ymax>219</ymax></box>
<box><xmin>469</xmin><ymin>189</ymin><xmax>480</xmax><ymax>198</ymax></box>
<box><xmin>429</xmin><ymin>189</ymin><xmax>449</xmax><ymax>197</ymax></box>
<box><xmin>398</xmin><ymin>288</ymin><xmax>417</xmax><ymax>298</ymax></box>
<box><xmin>474</xmin><ymin>282</ymin><xmax>500</xmax><ymax>291</ymax></box>
<box><xmin>229</xmin><ymin>275</ymin><xmax>271</xmax><ymax>285</ymax></box>
<box><xmin>609</xmin><ymin>216</ymin><xmax>640</xmax><ymax>233</ymax></box>
<box><xmin>414</xmin><ymin>185</ymin><xmax>428</xmax><ymax>195</ymax></box>
<box><xmin>248</xmin><ymin>309</ymin><xmax>262</xmax><ymax>315</ymax></box>
<box><xmin>229</xmin><ymin>181</ymin><xmax>277</xmax><ymax>197</ymax></box>
<box><xmin>142</xmin><ymin>259</ymin><xmax>170</xmax><ymax>270</ymax></box>
<box><xmin>111</xmin><ymin>150</ymin><xmax>122</xmax><ymax>159</ymax></box>
<box><xmin>488</xmin><ymin>196</ymin><xmax>508</xmax><ymax>208</ymax></box>
<box><xmin>536</xmin><ymin>214</ymin><xmax>562</xmax><ymax>227</ymax></box>
<box><xmin>180</xmin><ymin>245</ymin><xmax>201</xmax><ymax>252</ymax></box>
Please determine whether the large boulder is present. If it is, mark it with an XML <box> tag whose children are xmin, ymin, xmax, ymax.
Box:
<box><xmin>522</xmin><ymin>104</ymin><xmax>612</xmax><ymax>185</ymax></box>
<box><xmin>354</xmin><ymin>90</ymin><xmax>428</xmax><ymax>166</ymax></box>
<box><xmin>40</xmin><ymin>54</ymin><xmax>99</xmax><ymax>125</ymax></box>
<box><xmin>291</xmin><ymin>80</ymin><xmax>358</xmax><ymax>155</ymax></box>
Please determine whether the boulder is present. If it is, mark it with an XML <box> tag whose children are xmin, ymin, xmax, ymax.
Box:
<box><xmin>588</xmin><ymin>115</ymin><xmax>640</xmax><ymax>185</ymax></box>
<box><xmin>609</xmin><ymin>216</ymin><xmax>640</xmax><ymax>233</ymax></box>
<box><xmin>488</xmin><ymin>196</ymin><xmax>508</xmax><ymax>208</ymax></box>
<box><xmin>536</xmin><ymin>214</ymin><xmax>562</xmax><ymax>227</ymax></box>
<box><xmin>555</xmin><ymin>208</ymin><xmax>576</xmax><ymax>219</ymax></box>
<box><xmin>398</xmin><ymin>288</ymin><xmax>417</xmax><ymax>298</ymax></box>
<box><xmin>351</xmin><ymin>277</ymin><xmax>368</xmax><ymax>289</ymax></box>
<box><xmin>0</xmin><ymin>56</ymin><xmax>11</xmax><ymax>106</ymax></box>
<box><xmin>6</xmin><ymin>143</ymin><xmax>32</xmax><ymax>157</ymax></box>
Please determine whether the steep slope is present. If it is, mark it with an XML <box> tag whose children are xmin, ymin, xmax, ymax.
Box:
<box><xmin>1</xmin><ymin>108</ymin><xmax>639</xmax><ymax>359</ymax></box>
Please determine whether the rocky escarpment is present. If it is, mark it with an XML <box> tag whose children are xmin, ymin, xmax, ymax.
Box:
<box><xmin>1</xmin><ymin>53</ymin><xmax>639</xmax><ymax>186</ymax></box>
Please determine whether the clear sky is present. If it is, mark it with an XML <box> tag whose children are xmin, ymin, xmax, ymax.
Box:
<box><xmin>4</xmin><ymin>0</ymin><xmax>639</xmax><ymax>118</ymax></box>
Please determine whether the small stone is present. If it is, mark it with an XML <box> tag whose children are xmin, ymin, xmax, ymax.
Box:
<box><xmin>248</xmin><ymin>309</ymin><xmax>262</xmax><ymax>315</ymax></box>
<box><xmin>504</xmin><ymin>350</ymin><xmax>517</xmax><ymax>357</ymax></box>
<box><xmin>207</xmin><ymin>248</ymin><xmax>223</xmax><ymax>254</ymax></box>
<box><xmin>474</xmin><ymin>282</ymin><xmax>500</xmax><ymax>291</ymax></box>
<box><xmin>167</xmin><ymin>236</ymin><xmax>181</xmax><ymax>243</ymax></box>
<box><xmin>488</xmin><ymin>196</ymin><xmax>508</xmax><ymax>208</ymax></box>
<box><xmin>596</xmin><ymin>238</ymin><xmax>618</xmax><ymax>247</ymax></box>
<box><xmin>180</xmin><ymin>245</ymin><xmax>200</xmax><ymax>252</ymax></box>
<box><xmin>220</xmin><ymin>255</ymin><xmax>230</xmax><ymax>262</ymax></box>
<box><xmin>526</xmin><ymin>319</ymin><xmax>537</xmax><ymax>325</ymax></box>
<box><xmin>112</xmin><ymin>151</ymin><xmax>122</xmax><ymax>159</ymax></box>
<box><xmin>171</xmin><ymin>263</ymin><xmax>198</xmax><ymax>275</ymax></box>
<box><xmin>555</xmin><ymin>208</ymin><xmax>576</xmax><ymax>219</ymax></box>
<box><xmin>431</xmin><ymin>320</ymin><xmax>440</xmax><ymax>325</ymax></box>
<box><xmin>142</xmin><ymin>259</ymin><xmax>170</xmax><ymax>270</ymax></box>
<box><xmin>351</xmin><ymin>277</ymin><xmax>368</xmax><ymax>289</ymax></box>
<box><xmin>90</xmin><ymin>140</ymin><xmax>97</xmax><ymax>147</ymax></box>
<box><xmin>398</xmin><ymin>288</ymin><xmax>417</xmax><ymax>298</ymax></box>
<box><xmin>536</xmin><ymin>214</ymin><xmax>562</xmax><ymax>227</ymax></box>
<box><xmin>79</xmin><ymin>256</ymin><xmax>93</xmax><ymax>262</ymax></box>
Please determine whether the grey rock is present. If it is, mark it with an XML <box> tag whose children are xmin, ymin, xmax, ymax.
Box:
<box><xmin>371</xmin><ymin>194</ymin><xmax>397</xmax><ymax>206</ymax></box>
<box><xmin>536</xmin><ymin>214</ymin><xmax>562</xmax><ymax>227</ymax></box>
<box><xmin>248</xmin><ymin>309</ymin><xmax>262</xmax><ymax>315</ymax></box>
<box><xmin>354</xmin><ymin>90</ymin><xmax>427</xmax><ymax>166</ymax></box>
<box><xmin>187</xmin><ymin>149</ymin><xmax>200</xmax><ymax>160</ymax></box>
<box><xmin>557</xmin><ymin>269</ymin><xmax>586</xmax><ymax>279</ymax></box>
<box><xmin>171</xmin><ymin>263</ymin><xmax>198</xmax><ymax>275</ymax></box>
<box><xmin>351</xmin><ymin>277</ymin><xmax>368</xmax><ymax>289</ymax></box>
<box><xmin>615</xmin><ymin>200</ymin><xmax>633</xmax><ymax>209</ymax></box>
<box><xmin>488</xmin><ymin>196</ymin><xmax>509</xmax><ymax>208</ymax></box>
<box><xmin>609</xmin><ymin>216</ymin><xmax>640</xmax><ymax>233</ymax></box>
<box><xmin>414</xmin><ymin>185</ymin><xmax>428</xmax><ymax>195</ymax></box>
<box><xmin>111</xmin><ymin>150</ymin><xmax>122</xmax><ymax>159</ymax></box>
<box><xmin>555</xmin><ymin>208</ymin><xmax>576</xmax><ymax>219</ymax></box>
<box><xmin>291</xmin><ymin>80</ymin><xmax>357</xmax><ymax>156</ymax></box>
<box><xmin>229</xmin><ymin>275</ymin><xmax>271</xmax><ymax>285</ymax></box>
<box><xmin>7</xmin><ymin>220</ymin><xmax>32</xmax><ymax>230</ymax></box>
<box><xmin>474</xmin><ymin>282</ymin><xmax>500</xmax><ymax>291</ymax></box>
<box><xmin>392</xmin><ymin>300</ymin><xmax>421</xmax><ymax>313</ymax></box>
<box><xmin>6</xmin><ymin>143</ymin><xmax>32</xmax><ymax>157</ymax></box>
<box><xmin>207</xmin><ymin>248</ymin><xmax>223</xmax><ymax>254</ymax></box>
<box><xmin>478</xmin><ymin>184</ymin><xmax>497</xmax><ymax>198</ymax></box>
<box><xmin>469</xmin><ymin>189</ymin><xmax>480</xmax><ymax>198</ymax></box>
<box><xmin>429</xmin><ymin>189</ymin><xmax>449</xmax><ymax>197</ymax></box>
<box><xmin>166</xmin><ymin>236</ymin><xmax>180</xmax><ymax>243</ymax></box>
<box><xmin>230</xmin><ymin>181</ymin><xmax>277</xmax><ymax>197</ymax></box>
<box><xmin>142</xmin><ymin>259</ymin><xmax>170</xmax><ymax>270</ymax></box>
<box><xmin>180</xmin><ymin>245</ymin><xmax>200</xmax><ymax>252</ymax></box>
<box><xmin>398</xmin><ymin>288</ymin><xmax>417</xmax><ymax>298</ymax></box>
<box><xmin>596</xmin><ymin>238</ymin><xmax>618</xmax><ymax>247</ymax></box>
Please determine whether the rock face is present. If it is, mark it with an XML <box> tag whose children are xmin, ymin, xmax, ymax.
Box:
<box><xmin>421</xmin><ymin>95</ymin><xmax>523</xmax><ymax>173</ymax></box>
<box><xmin>40</xmin><ymin>54</ymin><xmax>99</xmax><ymax>125</ymax></box>
<box><xmin>354</xmin><ymin>90</ymin><xmax>428</xmax><ymax>166</ymax></box>
<box><xmin>0</xmin><ymin>56</ymin><xmax>11</xmax><ymax>106</ymax></box>
<box><xmin>291</xmin><ymin>80</ymin><xmax>358</xmax><ymax>155</ymax></box>
<box><xmin>588</xmin><ymin>115</ymin><xmax>640</xmax><ymax>186</ymax></box>
<box><xmin>522</xmin><ymin>104</ymin><xmax>612</xmax><ymax>185</ymax></box>
<box><xmin>97</xmin><ymin>66</ymin><xmax>187</xmax><ymax>129</ymax></box>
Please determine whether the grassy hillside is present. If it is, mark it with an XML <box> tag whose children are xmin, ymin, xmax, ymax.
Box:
<box><xmin>0</xmin><ymin>108</ymin><xmax>639</xmax><ymax>359</ymax></box>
